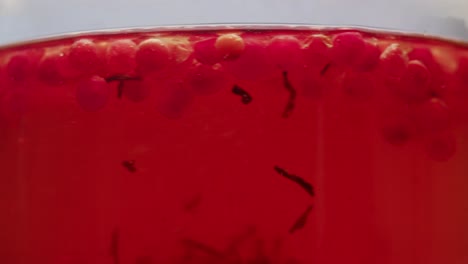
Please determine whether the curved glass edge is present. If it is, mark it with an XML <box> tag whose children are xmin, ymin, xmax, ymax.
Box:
<box><xmin>1</xmin><ymin>23</ymin><xmax>468</xmax><ymax>50</ymax></box>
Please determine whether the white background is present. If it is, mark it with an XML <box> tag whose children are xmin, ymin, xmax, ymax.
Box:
<box><xmin>1</xmin><ymin>0</ymin><xmax>468</xmax><ymax>45</ymax></box>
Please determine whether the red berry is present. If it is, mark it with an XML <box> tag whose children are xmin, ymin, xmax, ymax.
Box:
<box><xmin>408</xmin><ymin>47</ymin><xmax>438</xmax><ymax>72</ymax></box>
<box><xmin>193</xmin><ymin>37</ymin><xmax>220</xmax><ymax>65</ymax></box>
<box><xmin>68</xmin><ymin>39</ymin><xmax>103</xmax><ymax>75</ymax></box>
<box><xmin>302</xmin><ymin>35</ymin><xmax>330</xmax><ymax>70</ymax></box>
<box><xmin>136</xmin><ymin>38</ymin><xmax>171</xmax><ymax>74</ymax></box>
<box><xmin>342</xmin><ymin>72</ymin><xmax>375</xmax><ymax>99</ymax></box>
<box><xmin>289</xmin><ymin>69</ymin><xmax>326</xmax><ymax>98</ymax></box>
<box><xmin>455</xmin><ymin>56</ymin><xmax>468</xmax><ymax>85</ymax></box>
<box><xmin>425</xmin><ymin>133</ymin><xmax>456</xmax><ymax>162</ymax></box>
<box><xmin>398</xmin><ymin>60</ymin><xmax>431</xmax><ymax>102</ymax></box>
<box><xmin>379</xmin><ymin>43</ymin><xmax>408</xmax><ymax>79</ymax></box>
<box><xmin>156</xmin><ymin>80</ymin><xmax>193</xmax><ymax>119</ymax></box>
<box><xmin>187</xmin><ymin>64</ymin><xmax>230</xmax><ymax>96</ymax></box>
<box><xmin>38</xmin><ymin>52</ymin><xmax>74</xmax><ymax>86</ymax></box>
<box><xmin>382</xmin><ymin>115</ymin><xmax>414</xmax><ymax>146</ymax></box>
<box><xmin>215</xmin><ymin>34</ymin><xmax>245</xmax><ymax>60</ymax></box>
<box><xmin>331</xmin><ymin>32</ymin><xmax>366</xmax><ymax>67</ymax></box>
<box><xmin>1</xmin><ymin>89</ymin><xmax>29</xmax><ymax>116</ymax></box>
<box><xmin>6</xmin><ymin>49</ymin><xmax>43</xmax><ymax>83</ymax></box>
<box><xmin>167</xmin><ymin>38</ymin><xmax>193</xmax><ymax>65</ymax></box>
<box><xmin>409</xmin><ymin>47</ymin><xmax>446</xmax><ymax>94</ymax></box>
<box><xmin>355</xmin><ymin>41</ymin><xmax>381</xmax><ymax>72</ymax></box>
<box><xmin>0</xmin><ymin>65</ymin><xmax>5</xmax><ymax>94</ymax></box>
<box><xmin>122</xmin><ymin>79</ymin><xmax>151</xmax><ymax>102</ymax></box>
<box><xmin>107</xmin><ymin>39</ymin><xmax>137</xmax><ymax>75</ymax></box>
<box><xmin>412</xmin><ymin>98</ymin><xmax>450</xmax><ymax>133</ymax></box>
<box><xmin>223</xmin><ymin>38</ymin><xmax>275</xmax><ymax>81</ymax></box>
<box><xmin>266</xmin><ymin>36</ymin><xmax>301</xmax><ymax>71</ymax></box>
<box><xmin>76</xmin><ymin>75</ymin><xmax>111</xmax><ymax>111</ymax></box>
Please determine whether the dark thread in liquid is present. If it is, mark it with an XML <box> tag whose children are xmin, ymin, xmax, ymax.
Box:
<box><xmin>232</xmin><ymin>85</ymin><xmax>252</xmax><ymax>104</ymax></box>
<box><xmin>320</xmin><ymin>63</ymin><xmax>331</xmax><ymax>76</ymax></box>
<box><xmin>274</xmin><ymin>166</ymin><xmax>314</xmax><ymax>197</ymax></box>
<box><xmin>181</xmin><ymin>238</ymin><xmax>224</xmax><ymax>258</ymax></box>
<box><xmin>105</xmin><ymin>75</ymin><xmax>142</xmax><ymax>99</ymax></box>
<box><xmin>117</xmin><ymin>81</ymin><xmax>124</xmax><ymax>99</ymax></box>
<box><xmin>122</xmin><ymin>160</ymin><xmax>137</xmax><ymax>173</ymax></box>
<box><xmin>282</xmin><ymin>71</ymin><xmax>296</xmax><ymax>118</ymax></box>
<box><xmin>106</xmin><ymin>75</ymin><xmax>142</xmax><ymax>82</ymax></box>
<box><xmin>289</xmin><ymin>205</ymin><xmax>313</xmax><ymax>234</ymax></box>
<box><xmin>110</xmin><ymin>228</ymin><xmax>120</xmax><ymax>264</ymax></box>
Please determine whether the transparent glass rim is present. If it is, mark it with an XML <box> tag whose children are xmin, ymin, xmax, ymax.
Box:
<box><xmin>1</xmin><ymin>23</ymin><xmax>467</xmax><ymax>50</ymax></box>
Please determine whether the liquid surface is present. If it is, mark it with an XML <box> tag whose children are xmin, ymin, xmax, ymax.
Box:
<box><xmin>0</xmin><ymin>27</ymin><xmax>468</xmax><ymax>264</ymax></box>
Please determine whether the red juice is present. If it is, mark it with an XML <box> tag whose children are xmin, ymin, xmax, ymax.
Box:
<box><xmin>0</xmin><ymin>26</ymin><xmax>467</xmax><ymax>264</ymax></box>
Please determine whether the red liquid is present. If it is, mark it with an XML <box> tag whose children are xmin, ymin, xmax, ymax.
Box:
<box><xmin>0</xmin><ymin>27</ymin><xmax>467</xmax><ymax>264</ymax></box>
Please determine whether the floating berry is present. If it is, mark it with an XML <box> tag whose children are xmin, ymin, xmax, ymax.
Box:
<box><xmin>187</xmin><ymin>64</ymin><xmax>230</xmax><ymax>96</ymax></box>
<box><xmin>122</xmin><ymin>79</ymin><xmax>151</xmax><ymax>102</ymax></box>
<box><xmin>412</xmin><ymin>97</ymin><xmax>450</xmax><ymax>133</ymax></box>
<box><xmin>355</xmin><ymin>41</ymin><xmax>381</xmax><ymax>72</ymax></box>
<box><xmin>136</xmin><ymin>38</ymin><xmax>171</xmax><ymax>74</ymax></box>
<box><xmin>425</xmin><ymin>132</ymin><xmax>456</xmax><ymax>162</ymax></box>
<box><xmin>382</xmin><ymin>115</ymin><xmax>414</xmax><ymax>146</ymax></box>
<box><xmin>1</xmin><ymin>89</ymin><xmax>29</xmax><ymax>116</ymax></box>
<box><xmin>331</xmin><ymin>32</ymin><xmax>366</xmax><ymax>67</ymax></box>
<box><xmin>107</xmin><ymin>39</ymin><xmax>137</xmax><ymax>75</ymax></box>
<box><xmin>266</xmin><ymin>35</ymin><xmax>301</xmax><ymax>71</ymax></box>
<box><xmin>302</xmin><ymin>35</ymin><xmax>330</xmax><ymax>70</ymax></box>
<box><xmin>455</xmin><ymin>56</ymin><xmax>468</xmax><ymax>85</ymax></box>
<box><xmin>398</xmin><ymin>60</ymin><xmax>431</xmax><ymax>102</ymax></box>
<box><xmin>76</xmin><ymin>75</ymin><xmax>111</xmax><ymax>112</ymax></box>
<box><xmin>342</xmin><ymin>71</ymin><xmax>375</xmax><ymax>99</ymax></box>
<box><xmin>156</xmin><ymin>80</ymin><xmax>193</xmax><ymax>119</ymax></box>
<box><xmin>68</xmin><ymin>39</ymin><xmax>103</xmax><ymax>75</ymax></box>
<box><xmin>38</xmin><ymin>51</ymin><xmax>75</xmax><ymax>86</ymax></box>
<box><xmin>291</xmin><ymin>69</ymin><xmax>327</xmax><ymax>98</ymax></box>
<box><xmin>223</xmin><ymin>38</ymin><xmax>275</xmax><ymax>81</ymax></box>
<box><xmin>379</xmin><ymin>43</ymin><xmax>408</xmax><ymax>79</ymax></box>
<box><xmin>6</xmin><ymin>49</ymin><xmax>44</xmax><ymax>83</ymax></box>
<box><xmin>167</xmin><ymin>38</ymin><xmax>193</xmax><ymax>65</ymax></box>
<box><xmin>408</xmin><ymin>47</ymin><xmax>446</xmax><ymax>94</ymax></box>
<box><xmin>408</xmin><ymin>47</ymin><xmax>438</xmax><ymax>72</ymax></box>
<box><xmin>215</xmin><ymin>33</ymin><xmax>245</xmax><ymax>60</ymax></box>
<box><xmin>193</xmin><ymin>37</ymin><xmax>220</xmax><ymax>65</ymax></box>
